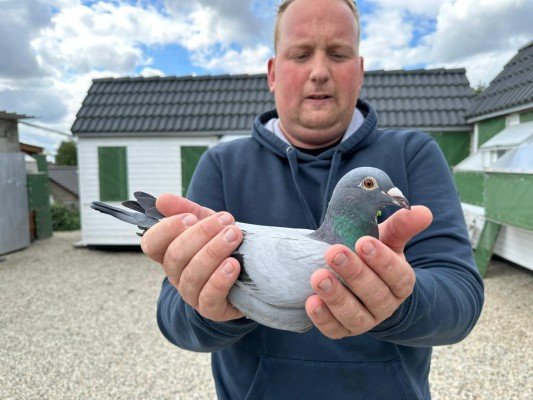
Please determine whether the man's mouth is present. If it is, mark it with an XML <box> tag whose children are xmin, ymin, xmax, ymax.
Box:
<box><xmin>307</xmin><ymin>94</ymin><xmax>332</xmax><ymax>100</ymax></box>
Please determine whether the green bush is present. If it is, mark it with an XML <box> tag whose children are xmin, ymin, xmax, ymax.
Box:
<box><xmin>51</xmin><ymin>203</ymin><xmax>80</xmax><ymax>231</ymax></box>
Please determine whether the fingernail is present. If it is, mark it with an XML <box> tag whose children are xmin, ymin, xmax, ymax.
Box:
<box><xmin>222</xmin><ymin>262</ymin><xmax>234</xmax><ymax>275</ymax></box>
<box><xmin>313</xmin><ymin>305</ymin><xmax>324</xmax><ymax>315</ymax></box>
<box><xmin>333</xmin><ymin>252</ymin><xmax>348</xmax><ymax>267</ymax></box>
<box><xmin>318</xmin><ymin>278</ymin><xmax>332</xmax><ymax>291</ymax></box>
<box><xmin>182</xmin><ymin>214</ymin><xmax>197</xmax><ymax>226</ymax></box>
<box><xmin>361</xmin><ymin>241</ymin><xmax>375</xmax><ymax>256</ymax></box>
<box><xmin>219</xmin><ymin>212</ymin><xmax>233</xmax><ymax>225</ymax></box>
<box><xmin>223</xmin><ymin>227</ymin><xmax>237</xmax><ymax>243</ymax></box>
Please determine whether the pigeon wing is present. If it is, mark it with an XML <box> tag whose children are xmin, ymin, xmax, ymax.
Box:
<box><xmin>234</xmin><ymin>222</ymin><xmax>330</xmax><ymax>309</ymax></box>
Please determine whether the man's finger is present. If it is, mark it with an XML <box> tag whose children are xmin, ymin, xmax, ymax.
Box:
<box><xmin>178</xmin><ymin>224</ymin><xmax>243</xmax><ymax>308</ymax></box>
<box><xmin>310</xmin><ymin>268</ymin><xmax>375</xmax><ymax>334</ymax></box>
<box><xmin>162</xmin><ymin>212</ymin><xmax>235</xmax><ymax>288</ymax></box>
<box><xmin>156</xmin><ymin>193</ymin><xmax>215</xmax><ymax>220</ymax></box>
<box><xmin>305</xmin><ymin>295</ymin><xmax>350</xmax><ymax>339</ymax></box>
<box><xmin>355</xmin><ymin>237</ymin><xmax>416</xmax><ymax>300</ymax></box>
<box><xmin>324</xmin><ymin>244</ymin><xmax>396</xmax><ymax>321</ymax></box>
<box><xmin>141</xmin><ymin>213</ymin><xmax>198</xmax><ymax>264</ymax></box>
<box><xmin>378</xmin><ymin>205</ymin><xmax>432</xmax><ymax>253</ymax></box>
<box><xmin>197</xmin><ymin>258</ymin><xmax>244</xmax><ymax>321</ymax></box>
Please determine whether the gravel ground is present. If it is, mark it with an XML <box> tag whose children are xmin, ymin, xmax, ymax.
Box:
<box><xmin>0</xmin><ymin>231</ymin><xmax>531</xmax><ymax>400</ymax></box>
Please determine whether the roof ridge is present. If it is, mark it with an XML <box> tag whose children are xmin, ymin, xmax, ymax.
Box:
<box><xmin>93</xmin><ymin>73</ymin><xmax>267</xmax><ymax>83</ymax></box>
<box><xmin>365</xmin><ymin>68</ymin><xmax>466</xmax><ymax>75</ymax></box>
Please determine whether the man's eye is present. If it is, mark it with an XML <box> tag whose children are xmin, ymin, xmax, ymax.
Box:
<box><xmin>331</xmin><ymin>53</ymin><xmax>348</xmax><ymax>60</ymax></box>
<box><xmin>293</xmin><ymin>54</ymin><xmax>308</xmax><ymax>61</ymax></box>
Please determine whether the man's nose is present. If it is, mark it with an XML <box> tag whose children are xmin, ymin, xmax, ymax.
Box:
<box><xmin>309</xmin><ymin>53</ymin><xmax>331</xmax><ymax>83</ymax></box>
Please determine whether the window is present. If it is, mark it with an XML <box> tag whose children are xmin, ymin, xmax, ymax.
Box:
<box><xmin>181</xmin><ymin>146</ymin><xmax>208</xmax><ymax>196</ymax></box>
<box><xmin>98</xmin><ymin>146</ymin><xmax>128</xmax><ymax>201</ymax></box>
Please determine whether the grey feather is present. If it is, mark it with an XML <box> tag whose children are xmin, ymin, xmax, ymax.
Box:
<box><xmin>90</xmin><ymin>167</ymin><xmax>410</xmax><ymax>333</ymax></box>
<box><xmin>122</xmin><ymin>200</ymin><xmax>145</xmax><ymax>214</ymax></box>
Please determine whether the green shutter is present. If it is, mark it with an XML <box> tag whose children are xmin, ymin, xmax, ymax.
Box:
<box><xmin>181</xmin><ymin>146</ymin><xmax>208</xmax><ymax>196</ymax></box>
<box><xmin>478</xmin><ymin>117</ymin><xmax>506</xmax><ymax>147</ymax></box>
<box><xmin>453</xmin><ymin>171</ymin><xmax>484</xmax><ymax>206</ymax></box>
<box><xmin>98</xmin><ymin>147</ymin><xmax>128</xmax><ymax>201</ymax></box>
<box><xmin>430</xmin><ymin>132</ymin><xmax>471</xmax><ymax>167</ymax></box>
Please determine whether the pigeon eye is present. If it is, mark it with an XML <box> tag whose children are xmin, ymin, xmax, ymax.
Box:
<box><xmin>361</xmin><ymin>177</ymin><xmax>377</xmax><ymax>190</ymax></box>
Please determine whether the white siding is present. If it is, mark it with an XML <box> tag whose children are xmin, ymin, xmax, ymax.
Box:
<box><xmin>493</xmin><ymin>225</ymin><xmax>533</xmax><ymax>271</ymax></box>
<box><xmin>78</xmin><ymin>136</ymin><xmax>217</xmax><ymax>245</ymax></box>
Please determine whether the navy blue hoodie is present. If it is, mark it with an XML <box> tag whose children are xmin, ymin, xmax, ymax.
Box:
<box><xmin>157</xmin><ymin>100</ymin><xmax>484</xmax><ymax>399</ymax></box>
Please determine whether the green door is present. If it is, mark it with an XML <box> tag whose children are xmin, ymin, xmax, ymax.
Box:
<box><xmin>181</xmin><ymin>146</ymin><xmax>208</xmax><ymax>196</ymax></box>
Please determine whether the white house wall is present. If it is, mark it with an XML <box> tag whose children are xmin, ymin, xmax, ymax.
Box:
<box><xmin>78</xmin><ymin>136</ymin><xmax>217</xmax><ymax>246</ymax></box>
<box><xmin>493</xmin><ymin>225</ymin><xmax>533</xmax><ymax>271</ymax></box>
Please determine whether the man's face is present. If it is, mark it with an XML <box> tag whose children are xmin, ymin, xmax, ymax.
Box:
<box><xmin>268</xmin><ymin>0</ymin><xmax>364</xmax><ymax>149</ymax></box>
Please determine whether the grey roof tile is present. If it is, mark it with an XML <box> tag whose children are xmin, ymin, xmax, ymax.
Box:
<box><xmin>466</xmin><ymin>41</ymin><xmax>533</xmax><ymax>119</ymax></box>
<box><xmin>72</xmin><ymin>69</ymin><xmax>473</xmax><ymax>136</ymax></box>
<box><xmin>48</xmin><ymin>166</ymin><xmax>79</xmax><ymax>196</ymax></box>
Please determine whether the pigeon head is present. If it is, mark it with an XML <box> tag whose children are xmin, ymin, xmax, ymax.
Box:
<box><xmin>312</xmin><ymin>167</ymin><xmax>410</xmax><ymax>246</ymax></box>
<box><xmin>332</xmin><ymin>167</ymin><xmax>410</xmax><ymax>212</ymax></box>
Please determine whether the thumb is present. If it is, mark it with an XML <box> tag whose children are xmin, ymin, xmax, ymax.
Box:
<box><xmin>378</xmin><ymin>205</ymin><xmax>433</xmax><ymax>254</ymax></box>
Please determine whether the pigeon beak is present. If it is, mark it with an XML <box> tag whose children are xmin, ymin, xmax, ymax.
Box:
<box><xmin>383</xmin><ymin>187</ymin><xmax>411</xmax><ymax>210</ymax></box>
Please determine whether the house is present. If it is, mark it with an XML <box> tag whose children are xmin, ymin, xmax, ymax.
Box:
<box><xmin>0</xmin><ymin>111</ymin><xmax>31</xmax><ymax>255</ymax></box>
<box><xmin>454</xmin><ymin>40</ymin><xmax>533</xmax><ymax>274</ymax></box>
<box><xmin>48</xmin><ymin>166</ymin><xmax>79</xmax><ymax>210</ymax></box>
<box><xmin>72</xmin><ymin>69</ymin><xmax>473</xmax><ymax>245</ymax></box>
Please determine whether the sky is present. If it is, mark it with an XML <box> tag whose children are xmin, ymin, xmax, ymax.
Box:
<box><xmin>1</xmin><ymin>0</ymin><xmax>532</xmax><ymax>159</ymax></box>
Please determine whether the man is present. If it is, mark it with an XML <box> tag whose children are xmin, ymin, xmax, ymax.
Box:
<box><xmin>142</xmin><ymin>0</ymin><xmax>484</xmax><ymax>398</ymax></box>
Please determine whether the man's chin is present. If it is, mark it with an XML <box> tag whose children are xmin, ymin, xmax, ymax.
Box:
<box><xmin>300</xmin><ymin>115</ymin><xmax>345</xmax><ymax>133</ymax></box>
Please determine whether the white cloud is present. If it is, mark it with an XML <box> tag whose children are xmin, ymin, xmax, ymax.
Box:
<box><xmin>31</xmin><ymin>2</ymin><xmax>185</xmax><ymax>76</ymax></box>
<box><xmin>164</xmin><ymin>0</ymin><xmax>273</xmax><ymax>49</ymax></box>
<box><xmin>425</xmin><ymin>0</ymin><xmax>532</xmax><ymax>61</ymax></box>
<box><xmin>361</xmin><ymin>9</ymin><xmax>417</xmax><ymax>70</ymax></box>
<box><xmin>368</xmin><ymin>0</ymin><xmax>444</xmax><ymax>17</ymax></box>
<box><xmin>138</xmin><ymin>67</ymin><xmax>166</xmax><ymax>77</ymax></box>
<box><xmin>0</xmin><ymin>0</ymin><xmax>51</xmax><ymax>78</ymax></box>
<box><xmin>192</xmin><ymin>45</ymin><xmax>271</xmax><ymax>74</ymax></box>
<box><xmin>360</xmin><ymin>0</ymin><xmax>532</xmax><ymax>85</ymax></box>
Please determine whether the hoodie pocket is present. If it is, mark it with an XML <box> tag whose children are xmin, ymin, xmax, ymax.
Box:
<box><xmin>244</xmin><ymin>355</ymin><xmax>416</xmax><ymax>400</ymax></box>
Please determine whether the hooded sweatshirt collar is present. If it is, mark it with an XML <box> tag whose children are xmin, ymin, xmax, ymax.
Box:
<box><xmin>265</xmin><ymin>107</ymin><xmax>365</xmax><ymax>148</ymax></box>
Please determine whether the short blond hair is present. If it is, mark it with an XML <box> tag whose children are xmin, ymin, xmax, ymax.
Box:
<box><xmin>274</xmin><ymin>0</ymin><xmax>360</xmax><ymax>52</ymax></box>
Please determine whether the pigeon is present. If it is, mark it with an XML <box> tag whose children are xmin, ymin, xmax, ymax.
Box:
<box><xmin>91</xmin><ymin>167</ymin><xmax>410</xmax><ymax>333</ymax></box>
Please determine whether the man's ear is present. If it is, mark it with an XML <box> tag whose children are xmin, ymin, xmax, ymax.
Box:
<box><xmin>359</xmin><ymin>56</ymin><xmax>365</xmax><ymax>86</ymax></box>
<box><xmin>267</xmin><ymin>57</ymin><xmax>276</xmax><ymax>93</ymax></box>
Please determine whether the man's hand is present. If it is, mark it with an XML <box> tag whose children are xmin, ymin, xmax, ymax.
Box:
<box><xmin>141</xmin><ymin>194</ymin><xmax>245</xmax><ymax>322</ymax></box>
<box><xmin>305</xmin><ymin>206</ymin><xmax>433</xmax><ymax>339</ymax></box>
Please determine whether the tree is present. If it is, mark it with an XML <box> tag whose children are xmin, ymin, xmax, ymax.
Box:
<box><xmin>55</xmin><ymin>140</ymin><xmax>77</xmax><ymax>166</ymax></box>
<box><xmin>473</xmin><ymin>82</ymin><xmax>488</xmax><ymax>95</ymax></box>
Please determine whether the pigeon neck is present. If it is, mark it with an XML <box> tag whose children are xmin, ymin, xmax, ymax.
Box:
<box><xmin>311</xmin><ymin>207</ymin><xmax>379</xmax><ymax>247</ymax></box>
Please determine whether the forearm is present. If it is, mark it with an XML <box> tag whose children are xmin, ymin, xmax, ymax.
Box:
<box><xmin>156</xmin><ymin>278</ymin><xmax>258</xmax><ymax>352</ymax></box>
<box><xmin>369</xmin><ymin>263</ymin><xmax>483</xmax><ymax>346</ymax></box>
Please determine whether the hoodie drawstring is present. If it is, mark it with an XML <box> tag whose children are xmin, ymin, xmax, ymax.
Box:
<box><xmin>320</xmin><ymin>149</ymin><xmax>342</xmax><ymax>224</ymax></box>
<box><xmin>286</xmin><ymin>147</ymin><xmax>318</xmax><ymax>229</ymax></box>
<box><xmin>286</xmin><ymin>147</ymin><xmax>344</xmax><ymax>229</ymax></box>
